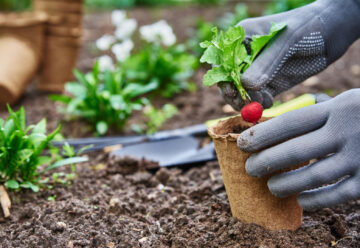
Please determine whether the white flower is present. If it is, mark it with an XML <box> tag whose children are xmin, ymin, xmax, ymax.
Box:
<box><xmin>111</xmin><ymin>39</ymin><xmax>134</xmax><ymax>62</ymax></box>
<box><xmin>139</xmin><ymin>20</ymin><xmax>176</xmax><ymax>46</ymax></box>
<box><xmin>114</xmin><ymin>19</ymin><xmax>137</xmax><ymax>40</ymax></box>
<box><xmin>96</xmin><ymin>34</ymin><xmax>115</xmax><ymax>51</ymax></box>
<box><xmin>111</xmin><ymin>10</ymin><xmax>126</xmax><ymax>26</ymax></box>
<box><xmin>98</xmin><ymin>55</ymin><xmax>114</xmax><ymax>71</ymax></box>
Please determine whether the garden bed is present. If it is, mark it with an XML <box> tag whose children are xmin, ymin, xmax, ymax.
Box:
<box><xmin>0</xmin><ymin>154</ymin><xmax>359</xmax><ymax>247</ymax></box>
<box><xmin>0</xmin><ymin>6</ymin><xmax>359</xmax><ymax>248</ymax></box>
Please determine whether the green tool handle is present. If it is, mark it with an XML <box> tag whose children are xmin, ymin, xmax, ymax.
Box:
<box><xmin>206</xmin><ymin>93</ymin><xmax>316</xmax><ymax>127</ymax></box>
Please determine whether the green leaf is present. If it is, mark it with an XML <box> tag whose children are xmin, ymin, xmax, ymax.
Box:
<box><xmin>96</xmin><ymin>121</ymin><xmax>108</xmax><ymax>135</ymax></box>
<box><xmin>270</xmin><ymin>22</ymin><xmax>287</xmax><ymax>33</ymax></box>
<box><xmin>32</xmin><ymin>119</ymin><xmax>46</xmax><ymax>134</ymax></box>
<box><xmin>29</xmin><ymin>133</ymin><xmax>47</xmax><ymax>147</ymax></box>
<box><xmin>49</xmin><ymin>94</ymin><xmax>72</xmax><ymax>104</ymax></box>
<box><xmin>250</xmin><ymin>22</ymin><xmax>287</xmax><ymax>62</ymax></box>
<box><xmin>200</xmin><ymin>45</ymin><xmax>222</xmax><ymax>65</ymax></box>
<box><xmin>76</xmin><ymin>145</ymin><xmax>93</xmax><ymax>155</ymax></box>
<box><xmin>203</xmin><ymin>67</ymin><xmax>231</xmax><ymax>86</ymax></box>
<box><xmin>234</xmin><ymin>42</ymin><xmax>248</xmax><ymax>66</ymax></box>
<box><xmin>16</xmin><ymin>149</ymin><xmax>33</xmax><ymax>163</ymax></box>
<box><xmin>20</xmin><ymin>182</ymin><xmax>39</xmax><ymax>192</ymax></box>
<box><xmin>42</xmin><ymin>156</ymin><xmax>88</xmax><ymax>173</ymax></box>
<box><xmin>3</xmin><ymin>119</ymin><xmax>15</xmax><ymax>139</ymax></box>
<box><xmin>62</xmin><ymin>142</ymin><xmax>75</xmax><ymax>157</ymax></box>
<box><xmin>33</xmin><ymin>125</ymin><xmax>61</xmax><ymax>158</ymax></box>
<box><xmin>222</xmin><ymin>44</ymin><xmax>236</xmax><ymax>71</ymax></box>
<box><xmin>38</xmin><ymin>156</ymin><xmax>52</xmax><ymax>165</ymax></box>
<box><xmin>224</xmin><ymin>26</ymin><xmax>245</xmax><ymax>45</ymax></box>
<box><xmin>199</xmin><ymin>40</ymin><xmax>212</xmax><ymax>48</ymax></box>
<box><xmin>123</xmin><ymin>79</ymin><xmax>159</xmax><ymax>99</ymax></box>
<box><xmin>110</xmin><ymin>95</ymin><xmax>125</xmax><ymax>110</ymax></box>
<box><xmin>5</xmin><ymin>180</ymin><xmax>19</xmax><ymax>189</ymax></box>
<box><xmin>73</xmin><ymin>69</ymin><xmax>89</xmax><ymax>87</ymax></box>
<box><xmin>65</xmin><ymin>83</ymin><xmax>87</xmax><ymax>97</ymax></box>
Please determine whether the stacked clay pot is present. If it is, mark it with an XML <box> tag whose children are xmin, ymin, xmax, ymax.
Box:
<box><xmin>34</xmin><ymin>0</ymin><xmax>83</xmax><ymax>92</ymax></box>
<box><xmin>0</xmin><ymin>12</ymin><xmax>46</xmax><ymax>107</ymax></box>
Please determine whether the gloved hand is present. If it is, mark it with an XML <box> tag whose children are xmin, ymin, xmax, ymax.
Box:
<box><xmin>220</xmin><ymin>0</ymin><xmax>360</xmax><ymax>110</ymax></box>
<box><xmin>237</xmin><ymin>89</ymin><xmax>360</xmax><ymax>210</ymax></box>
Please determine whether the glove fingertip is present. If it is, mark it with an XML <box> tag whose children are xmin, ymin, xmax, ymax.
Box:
<box><xmin>267</xmin><ymin>176</ymin><xmax>289</xmax><ymax>198</ymax></box>
<box><xmin>245</xmin><ymin>157</ymin><xmax>263</xmax><ymax>178</ymax></box>
<box><xmin>237</xmin><ymin>132</ymin><xmax>254</xmax><ymax>152</ymax></box>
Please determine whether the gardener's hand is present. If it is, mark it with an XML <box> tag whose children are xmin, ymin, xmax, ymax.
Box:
<box><xmin>220</xmin><ymin>0</ymin><xmax>360</xmax><ymax>110</ymax></box>
<box><xmin>237</xmin><ymin>89</ymin><xmax>360</xmax><ymax>210</ymax></box>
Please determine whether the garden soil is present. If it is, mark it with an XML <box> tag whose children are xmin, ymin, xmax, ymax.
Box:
<box><xmin>0</xmin><ymin>154</ymin><xmax>359</xmax><ymax>247</ymax></box>
<box><xmin>0</xmin><ymin>6</ymin><xmax>359</xmax><ymax>248</ymax></box>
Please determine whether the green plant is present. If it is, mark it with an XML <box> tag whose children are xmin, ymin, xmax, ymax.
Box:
<box><xmin>200</xmin><ymin>23</ymin><xmax>286</xmax><ymax>100</ymax></box>
<box><xmin>62</xmin><ymin>142</ymin><xmax>92</xmax><ymax>178</ymax></box>
<box><xmin>51</xmin><ymin>61</ymin><xmax>157</xmax><ymax>135</ymax></box>
<box><xmin>188</xmin><ymin>4</ymin><xmax>249</xmax><ymax>57</ymax></box>
<box><xmin>122</xmin><ymin>44</ymin><xmax>198</xmax><ymax>98</ymax></box>
<box><xmin>132</xmin><ymin>104</ymin><xmax>178</xmax><ymax>134</ymax></box>
<box><xmin>0</xmin><ymin>0</ymin><xmax>32</xmax><ymax>11</ymax></box>
<box><xmin>0</xmin><ymin>106</ymin><xmax>87</xmax><ymax>192</ymax></box>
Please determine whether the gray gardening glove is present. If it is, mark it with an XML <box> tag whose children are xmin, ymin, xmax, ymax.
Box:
<box><xmin>220</xmin><ymin>0</ymin><xmax>360</xmax><ymax>110</ymax></box>
<box><xmin>237</xmin><ymin>89</ymin><xmax>360</xmax><ymax>210</ymax></box>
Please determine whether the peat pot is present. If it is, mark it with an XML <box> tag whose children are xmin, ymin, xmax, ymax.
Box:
<box><xmin>208</xmin><ymin>115</ymin><xmax>303</xmax><ymax>231</ymax></box>
<box><xmin>0</xmin><ymin>12</ymin><xmax>46</xmax><ymax>107</ymax></box>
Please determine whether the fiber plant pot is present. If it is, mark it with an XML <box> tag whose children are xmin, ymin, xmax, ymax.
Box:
<box><xmin>46</xmin><ymin>12</ymin><xmax>83</xmax><ymax>27</ymax></box>
<box><xmin>46</xmin><ymin>26</ymin><xmax>82</xmax><ymax>37</ymax></box>
<box><xmin>208</xmin><ymin>115</ymin><xmax>303</xmax><ymax>231</ymax></box>
<box><xmin>33</xmin><ymin>0</ymin><xmax>83</xmax><ymax>33</ymax></box>
<box><xmin>0</xmin><ymin>12</ymin><xmax>46</xmax><ymax>107</ymax></box>
<box><xmin>33</xmin><ymin>0</ymin><xmax>83</xmax><ymax>14</ymax></box>
<box><xmin>33</xmin><ymin>0</ymin><xmax>83</xmax><ymax>92</ymax></box>
<box><xmin>37</xmin><ymin>35</ymin><xmax>82</xmax><ymax>92</ymax></box>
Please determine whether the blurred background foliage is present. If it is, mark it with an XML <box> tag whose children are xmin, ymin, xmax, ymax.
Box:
<box><xmin>0</xmin><ymin>0</ymin><xmax>32</xmax><ymax>11</ymax></box>
<box><xmin>0</xmin><ymin>0</ymin><xmax>223</xmax><ymax>11</ymax></box>
<box><xmin>0</xmin><ymin>0</ymin><xmax>315</xmax><ymax>12</ymax></box>
<box><xmin>84</xmin><ymin>0</ymin><xmax>223</xmax><ymax>9</ymax></box>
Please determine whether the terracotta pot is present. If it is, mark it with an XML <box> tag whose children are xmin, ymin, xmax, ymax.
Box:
<box><xmin>36</xmin><ymin>35</ymin><xmax>82</xmax><ymax>92</ymax></box>
<box><xmin>0</xmin><ymin>12</ymin><xmax>46</xmax><ymax>107</ymax></box>
<box><xmin>208</xmin><ymin>115</ymin><xmax>303</xmax><ymax>231</ymax></box>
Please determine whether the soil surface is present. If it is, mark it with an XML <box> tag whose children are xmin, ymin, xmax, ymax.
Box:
<box><xmin>0</xmin><ymin>155</ymin><xmax>359</xmax><ymax>248</ymax></box>
<box><xmin>0</xmin><ymin>4</ymin><xmax>359</xmax><ymax>248</ymax></box>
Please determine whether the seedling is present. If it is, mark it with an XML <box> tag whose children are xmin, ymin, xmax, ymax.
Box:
<box><xmin>51</xmin><ymin>61</ymin><xmax>156</xmax><ymax>135</ymax></box>
<box><xmin>122</xmin><ymin>44</ymin><xmax>198</xmax><ymax>98</ymax></box>
<box><xmin>200</xmin><ymin>22</ymin><xmax>286</xmax><ymax>100</ymax></box>
<box><xmin>0</xmin><ymin>106</ymin><xmax>87</xmax><ymax>192</ymax></box>
<box><xmin>132</xmin><ymin>104</ymin><xmax>178</xmax><ymax>134</ymax></box>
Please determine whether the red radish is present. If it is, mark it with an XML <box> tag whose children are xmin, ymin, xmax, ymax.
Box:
<box><xmin>241</xmin><ymin>102</ymin><xmax>263</xmax><ymax>124</ymax></box>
